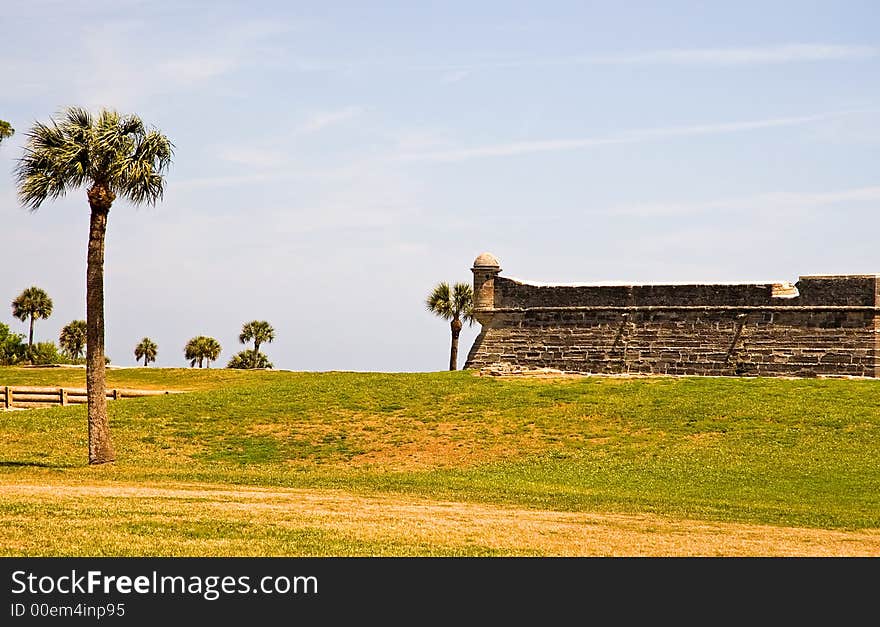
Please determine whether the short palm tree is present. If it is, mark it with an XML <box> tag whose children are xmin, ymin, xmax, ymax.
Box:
<box><xmin>426</xmin><ymin>282</ymin><xmax>474</xmax><ymax>371</ymax></box>
<box><xmin>0</xmin><ymin>120</ymin><xmax>13</xmax><ymax>144</ymax></box>
<box><xmin>134</xmin><ymin>337</ymin><xmax>158</xmax><ymax>367</ymax></box>
<box><xmin>239</xmin><ymin>320</ymin><xmax>275</xmax><ymax>354</ymax></box>
<box><xmin>59</xmin><ymin>320</ymin><xmax>87</xmax><ymax>360</ymax></box>
<box><xmin>227</xmin><ymin>349</ymin><xmax>273</xmax><ymax>369</ymax></box>
<box><xmin>15</xmin><ymin>107</ymin><xmax>173</xmax><ymax>464</ymax></box>
<box><xmin>11</xmin><ymin>286</ymin><xmax>53</xmax><ymax>354</ymax></box>
<box><xmin>185</xmin><ymin>336</ymin><xmax>221</xmax><ymax>368</ymax></box>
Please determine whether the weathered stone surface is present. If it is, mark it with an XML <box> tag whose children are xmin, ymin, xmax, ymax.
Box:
<box><xmin>465</xmin><ymin>255</ymin><xmax>880</xmax><ymax>378</ymax></box>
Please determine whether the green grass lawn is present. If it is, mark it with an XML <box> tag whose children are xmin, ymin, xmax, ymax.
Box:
<box><xmin>1</xmin><ymin>367</ymin><xmax>878</xmax><ymax>534</ymax></box>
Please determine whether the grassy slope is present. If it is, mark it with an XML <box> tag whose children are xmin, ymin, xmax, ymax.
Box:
<box><xmin>1</xmin><ymin>367</ymin><xmax>878</xmax><ymax>533</ymax></box>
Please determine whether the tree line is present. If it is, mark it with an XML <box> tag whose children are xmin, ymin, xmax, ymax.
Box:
<box><xmin>2</xmin><ymin>286</ymin><xmax>275</xmax><ymax>370</ymax></box>
<box><xmin>1</xmin><ymin>286</ymin><xmax>87</xmax><ymax>366</ymax></box>
<box><xmin>182</xmin><ymin>320</ymin><xmax>275</xmax><ymax>369</ymax></box>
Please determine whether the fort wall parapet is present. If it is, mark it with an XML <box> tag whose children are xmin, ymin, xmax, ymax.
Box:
<box><xmin>465</xmin><ymin>253</ymin><xmax>880</xmax><ymax>377</ymax></box>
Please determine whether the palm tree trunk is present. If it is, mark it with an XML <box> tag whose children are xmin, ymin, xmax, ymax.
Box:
<box><xmin>28</xmin><ymin>316</ymin><xmax>34</xmax><ymax>351</ymax></box>
<box><xmin>449</xmin><ymin>317</ymin><xmax>463</xmax><ymax>371</ymax></box>
<box><xmin>85</xmin><ymin>203</ymin><xmax>115</xmax><ymax>465</ymax></box>
<box><xmin>144</xmin><ymin>355</ymin><xmax>148</xmax><ymax>367</ymax></box>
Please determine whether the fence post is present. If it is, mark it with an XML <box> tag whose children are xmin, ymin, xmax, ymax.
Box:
<box><xmin>3</xmin><ymin>386</ymin><xmax>9</xmax><ymax>409</ymax></box>
<box><xmin>60</xmin><ymin>388</ymin><xmax>68</xmax><ymax>406</ymax></box>
<box><xmin>113</xmin><ymin>389</ymin><xmax>119</xmax><ymax>400</ymax></box>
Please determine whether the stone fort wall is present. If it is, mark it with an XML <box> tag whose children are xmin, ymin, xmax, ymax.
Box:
<box><xmin>463</xmin><ymin>254</ymin><xmax>880</xmax><ymax>377</ymax></box>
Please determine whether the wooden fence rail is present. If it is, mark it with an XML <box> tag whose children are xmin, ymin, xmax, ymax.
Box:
<box><xmin>1</xmin><ymin>386</ymin><xmax>175</xmax><ymax>410</ymax></box>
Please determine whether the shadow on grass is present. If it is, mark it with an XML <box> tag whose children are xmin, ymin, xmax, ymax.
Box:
<box><xmin>0</xmin><ymin>460</ymin><xmax>77</xmax><ymax>469</ymax></box>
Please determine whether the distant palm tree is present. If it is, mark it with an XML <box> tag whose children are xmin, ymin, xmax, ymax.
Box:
<box><xmin>239</xmin><ymin>320</ymin><xmax>275</xmax><ymax>355</ymax></box>
<box><xmin>185</xmin><ymin>336</ymin><xmax>221</xmax><ymax>368</ymax></box>
<box><xmin>59</xmin><ymin>320</ymin><xmax>87</xmax><ymax>360</ymax></box>
<box><xmin>426</xmin><ymin>282</ymin><xmax>474</xmax><ymax>371</ymax></box>
<box><xmin>15</xmin><ymin>107</ymin><xmax>173</xmax><ymax>465</ymax></box>
<box><xmin>227</xmin><ymin>349</ymin><xmax>273</xmax><ymax>369</ymax></box>
<box><xmin>11</xmin><ymin>286</ymin><xmax>53</xmax><ymax>354</ymax></box>
<box><xmin>134</xmin><ymin>337</ymin><xmax>158</xmax><ymax>367</ymax></box>
<box><xmin>0</xmin><ymin>120</ymin><xmax>13</xmax><ymax>144</ymax></box>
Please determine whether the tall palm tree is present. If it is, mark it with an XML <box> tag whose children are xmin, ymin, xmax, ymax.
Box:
<box><xmin>15</xmin><ymin>107</ymin><xmax>173</xmax><ymax>465</ymax></box>
<box><xmin>0</xmin><ymin>120</ymin><xmax>13</xmax><ymax>144</ymax></box>
<box><xmin>134</xmin><ymin>337</ymin><xmax>157</xmax><ymax>367</ymax></box>
<box><xmin>239</xmin><ymin>320</ymin><xmax>275</xmax><ymax>355</ymax></box>
<box><xmin>185</xmin><ymin>336</ymin><xmax>221</xmax><ymax>368</ymax></box>
<box><xmin>11</xmin><ymin>286</ymin><xmax>53</xmax><ymax>354</ymax></box>
<box><xmin>426</xmin><ymin>282</ymin><xmax>474</xmax><ymax>371</ymax></box>
<box><xmin>59</xmin><ymin>319</ymin><xmax>87</xmax><ymax>360</ymax></box>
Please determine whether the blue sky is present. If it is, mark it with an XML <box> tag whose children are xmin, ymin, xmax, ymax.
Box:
<box><xmin>1</xmin><ymin>1</ymin><xmax>878</xmax><ymax>370</ymax></box>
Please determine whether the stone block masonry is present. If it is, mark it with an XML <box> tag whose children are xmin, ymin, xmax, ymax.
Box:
<box><xmin>464</xmin><ymin>253</ymin><xmax>880</xmax><ymax>378</ymax></box>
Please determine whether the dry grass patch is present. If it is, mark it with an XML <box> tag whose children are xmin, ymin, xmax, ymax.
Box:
<box><xmin>1</xmin><ymin>481</ymin><xmax>878</xmax><ymax>557</ymax></box>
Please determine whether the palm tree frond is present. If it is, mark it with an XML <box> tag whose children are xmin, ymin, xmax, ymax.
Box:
<box><xmin>239</xmin><ymin>320</ymin><xmax>275</xmax><ymax>346</ymax></box>
<box><xmin>184</xmin><ymin>335</ymin><xmax>221</xmax><ymax>365</ymax></box>
<box><xmin>15</xmin><ymin>121</ymin><xmax>85</xmax><ymax>210</ymax></box>
<box><xmin>64</xmin><ymin>107</ymin><xmax>93</xmax><ymax>132</ymax></box>
<box><xmin>15</xmin><ymin>106</ymin><xmax>173</xmax><ymax>211</ymax></box>
<box><xmin>134</xmin><ymin>337</ymin><xmax>158</xmax><ymax>364</ymax></box>
<box><xmin>117</xmin><ymin>131</ymin><xmax>174</xmax><ymax>206</ymax></box>
<box><xmin>0</xmin><ymin>119</ymin><xmax>14</xmax><ymax>141</ymax></box>
<box><xmin>452</xmin><ymin>282</ymin><xmax>476</xmax><ymax>326</ymax></box>
<box><xmin>119</xmin><ymin>114</ymin><xmax>145</xmax><ymax>137</ymax></box>
<box><xmin>228</xmin><ymin>349</ymin><xmax>273</xmax><ymax>369</ymax></box>
<box><xmin>426</xmin><ymin>282</ymin><xmax>455</xmax><ymax>319</ymax></box>
<box><xmin>59</xmin><ymin>320</ymin><xmax>87</xmax><ymax>359</ymax></box>
<box><xmin>11</xmin><ymin>286</ymin><xmax>53</xmax><ymax>320</ymax></box>
<box><xmin>427</xmin><ymin>281</ymin><xmax>474</xmax><ymax>323</ymax></box>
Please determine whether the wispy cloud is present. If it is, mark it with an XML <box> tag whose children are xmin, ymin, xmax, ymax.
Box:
<box><xmin>397</xmin><ymin>112</ymin><xmax>855</xmax><ymax>162</ymax></box>
<box><xmin>3</xmin><ymin>16</ymin><xmax>295</xmax><ymax>106</ymax></box>
<box><xmin>589</xmin><ymin>44</ymin><xmax>879</xmax><ymax>66</ymax></box>
<box><xmin>307</xmin><ymin>43</ymin><xmax>879</xmax><ymax>76</ymax></box>
<box><xmin>610</xmin><ymin>185</ymin><xmax>880</xmax><ymax>217</ymax></box>
<box><xmin>298</xmin><ymin>107</ymin><xmax>362</xmax><ymax>133</ymax></box>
